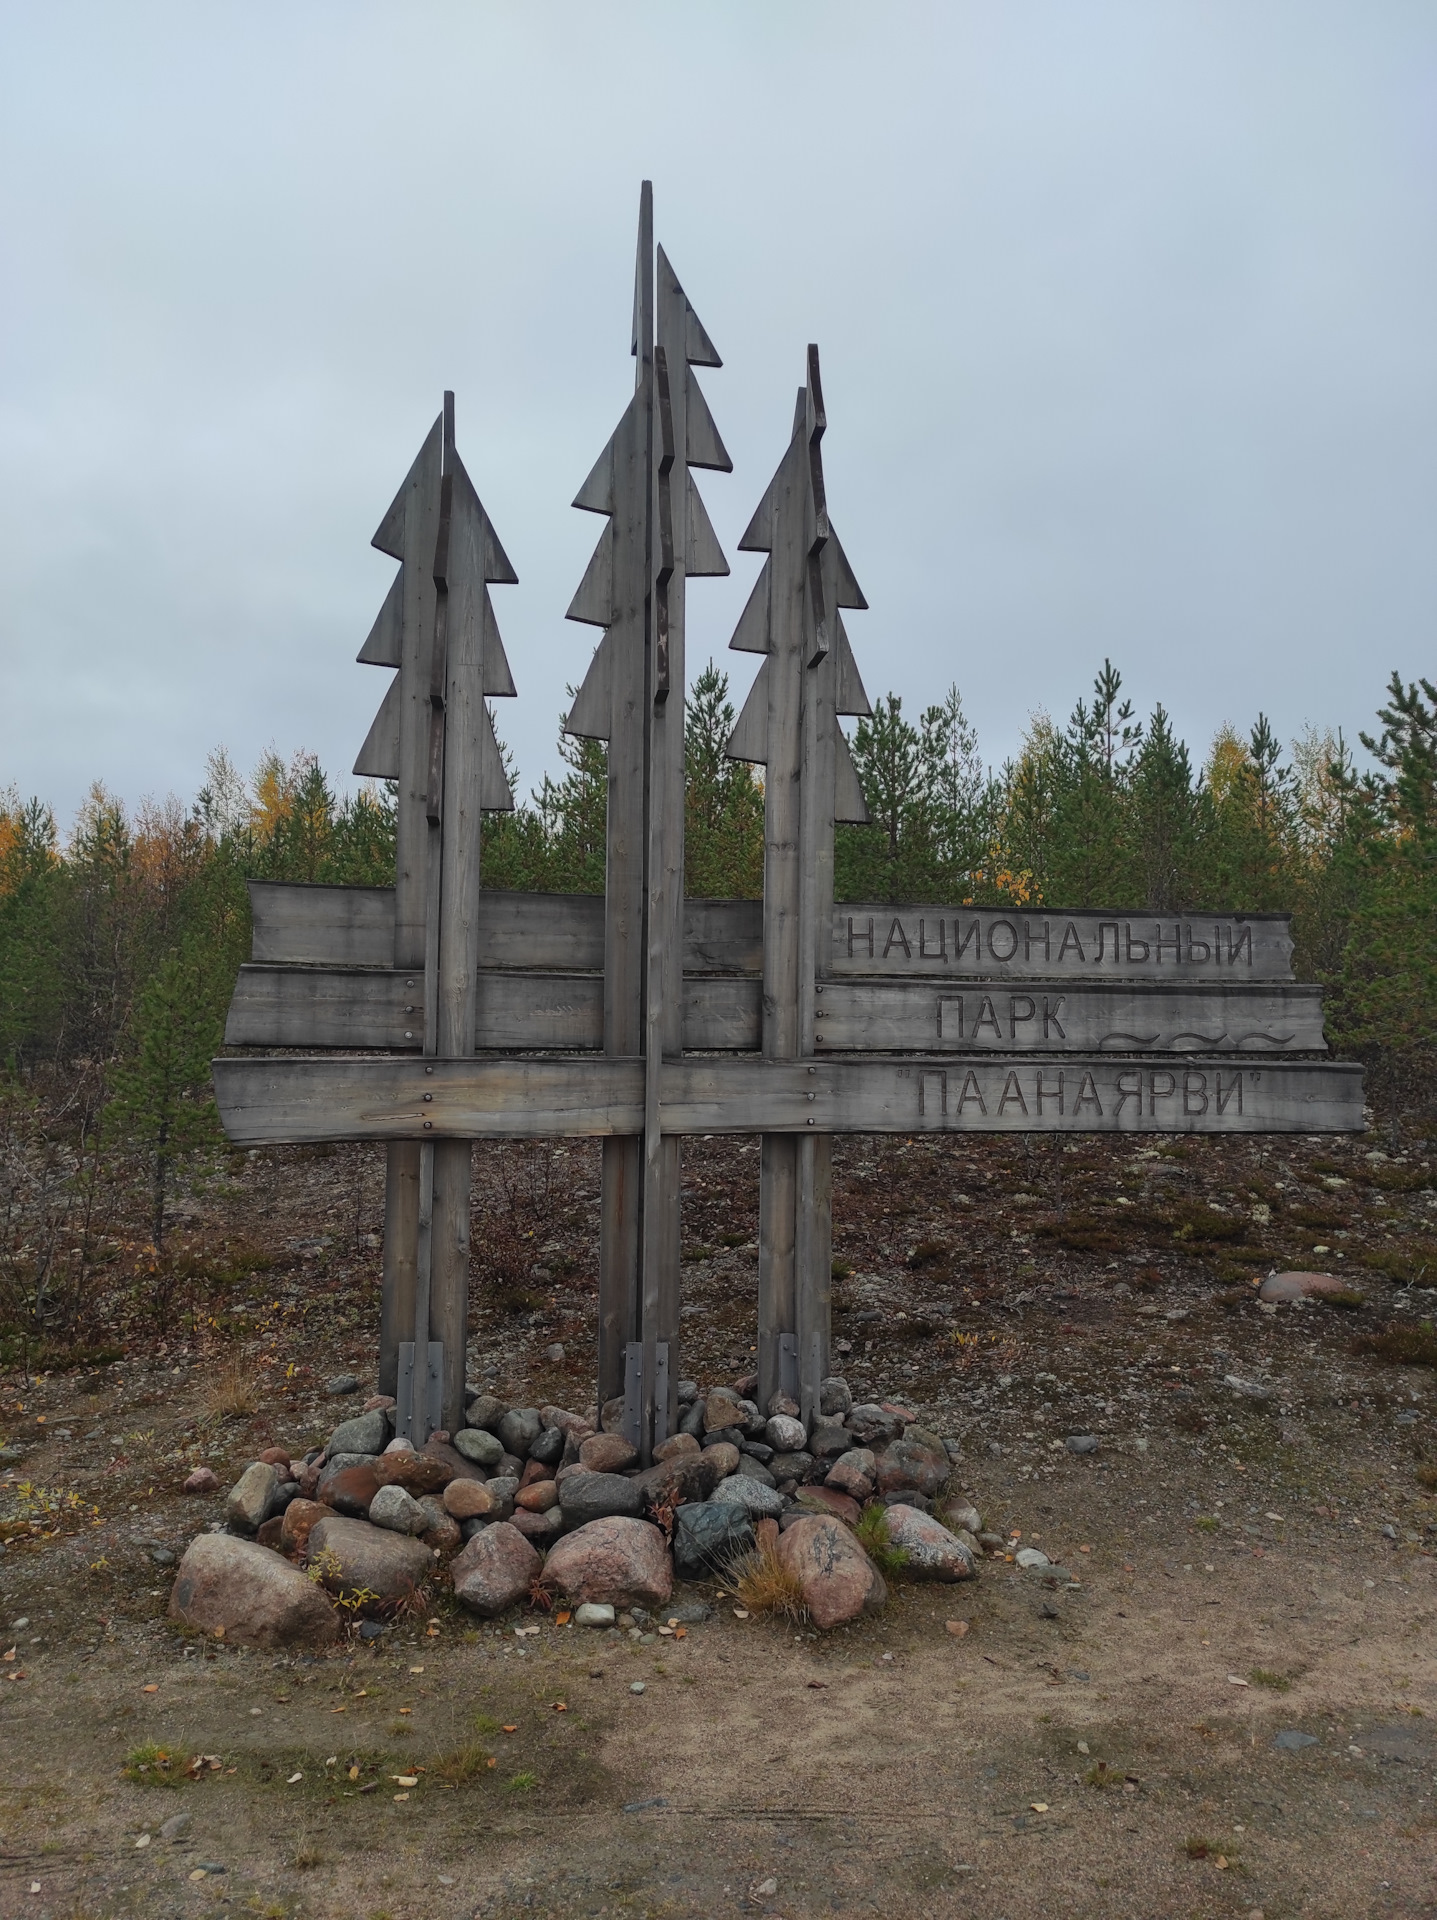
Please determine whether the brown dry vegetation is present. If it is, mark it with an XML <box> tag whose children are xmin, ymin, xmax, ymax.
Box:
<box><xmin>1</xmin><ymin>1118</ymin><xmax>1436</xmax><ymax>1917</ymax></box>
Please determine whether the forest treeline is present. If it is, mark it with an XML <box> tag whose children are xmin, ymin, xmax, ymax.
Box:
<box><xmin>1</xmin><ymin>659</ymin><xmax>1433</xmax><ymax>1286</ymax></box>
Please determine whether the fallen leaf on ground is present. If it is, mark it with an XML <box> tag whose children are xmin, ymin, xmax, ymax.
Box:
<box><xmin>1228</xmin><ymin>1675</ymin><xmax>1250</xmax><ymax>1687</ymax></box>
<box><xmin>1030</xmin><ymin>1802</ymin><xmax>1049</xmax><ymax>1813</ymax></box>
<box><xmin>501</xmin><ymin>1725</ymin><xmax>517</xmax><ymax>1734</ymax></box>
<box><xmin>141</xmin><ymin>1684</ymin><xmax>158</xmax><ymax>1694</ymax></box>
<box><xmin>393</xmin><ymin>1775</ymin><xmax>419</xmax><ymax>1787</ymax></box>
<box><xmin>945</xmin><ymin>1620</ymin><xmax>969</xmax><ymax>1637</ymax></box>
<box><xmin>286</xmin><ymin>1772</ymin><xmax>302</xmax><ymax>1784</ymax></box>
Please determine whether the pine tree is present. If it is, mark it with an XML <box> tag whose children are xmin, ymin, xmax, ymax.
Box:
<box><xmin>107</xmin><ymin>944</ymin><xmax>223</xmax><ymax>1252</ymax></box>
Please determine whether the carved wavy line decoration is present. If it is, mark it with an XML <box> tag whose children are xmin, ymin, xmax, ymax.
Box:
<box><xmin>1097</xmin><ymin>1032</ymin><xmax>1163</xmax><ymax>1048</ymax></box>
<box><xmin>1234</xmin><ymin>1031</ymin><xmax>1296</xmax><ymax>1048</ymax></box>
<box><xmin>1166</xmin><ymin>1031</ymin><xmax>1230</xmax><ymax>1048</ymax></box>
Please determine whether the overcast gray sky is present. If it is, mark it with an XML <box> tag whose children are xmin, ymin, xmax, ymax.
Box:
<box><xmin>3</xmin><ymin>2</ymin><xmax>1434</xmax><ymax>830</ymax></box>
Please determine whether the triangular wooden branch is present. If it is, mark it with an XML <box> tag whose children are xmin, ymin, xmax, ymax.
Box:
<box><xmin>371</xmin><ymin>413</ymin><xmax>442</xmax><ymax>560</ymax></box>
<box><xmin>566</xmin><ymin>523</ymin><xmax>614</xmax><ymax>626</ymax></box>
<box><xmin>831</xmin><ymin>529</ymin><xmax>868</xmax><ymax>611</ymax></box>
<box><xmin>358</xmin><ymin>566</ymin><xmax>403</xmax><ymax>667</ymax></box>
<box><xmin>480</xmin><ymin>702</ymin><xmax>515</xmax><ymax>811</ymax></box>
<box><xmin>448</xmin><ymin>454</ymin><xmax>518</xmax><ymax>585</ymax></box>
<box><xmin>564</xmin><ymin>631</ymin><xmax>614</xmax><ymax>741</ymax></box>
<box><xmin>572</xmin><ymin>394</ymin><xmax>636</xmax><ymax>513</ymax></box>
<box><xmin>729</xmin><ymin>565</ymin><xmax>770</xmax><ymax>655</ymax></box>
<box><xmin>834</xmin><ymin>613</ymin><xmax>871</xmax><ymax>718</ymax></box>
<box><xmin>685</xmin><ymin>371</ymin><xmax>731</xmax><ymax>472</ymax></box>
<box><xmin>684</xmin><ymin>474</ymin><xmax>728</xmax><ymax>577</ymax></box>
<box><xmin>724</xmin><ymin>660</ymin><xmax>770</xmax><ymax>764</ymax></box>
<box><xmin>738</xmin><ymin>429</ymin><xmax>803</xmax><ymax>553</ymax></box>
<box><xmin>657</xmin><ymin>245</ymin><xmax>722</xmax><ymax>369</ymax></box>
<box><xmin>834</xmin><ymin>725</ymin><xmax>870</xmax><ymax>824</ymax></box>
<box><xmin>481</xmin><ymin>589</ymin><xmax>517</xmax><ymax>700</ymax></box>
<box><xmin>353</xmin><ymin>670</ymin><xmax>403</xmax><ymax>779</ymax></box>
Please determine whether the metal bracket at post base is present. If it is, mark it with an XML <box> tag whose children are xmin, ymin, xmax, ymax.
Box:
<box><xmin>622</xmin><ymin>1340</ymin><xmax>670</xmax><ymax>1455</ymax></box>
<box><xmin>395</xmin><ymin>1340</ymin><xmax>444</xmax><ymax>1443</ymax></box>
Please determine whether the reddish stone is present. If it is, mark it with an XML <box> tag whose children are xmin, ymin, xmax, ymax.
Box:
<box><xmin>318</xmin><ymin>1464</ymin><xmax>381</xmax><ymax>1518</ymax></box>
<box><xmin>256</xmin><ymin>1516</ymin><xmax>284</xmax><ymax>1550</ymax></box>
<box><xmin>755</xmin><ymin>1517</ymin><xmax>780</xmax><ymax>1553</ymax></box>
<box><xmin>363</xmin><ymin>1395</ymin><xmax>397</xmax><ymax>1413</ymax></box>
<box><xmin>775</xmin><ymin>1516</ymin><xmax>887</xmax><ymax>1630</ymax></box>
<box><xmin>518</xmin><ymin>1458</ymin><xmax>550</xmax><ymax>1489</ymax></box>
<box><xmin>882</xmin><ymin>1504</ymin><xmax>977</xmax><ymax>1581</ymax></box>
<box><xmin>579</xmin><ymin>1432</ymin><xmax>639</xmax><ymax>1474</ymax></box>
<box><xmin>280</xmin><ymin>1498</ymin><xmax>328</xmax><ymax>1557</ymax></box>
<box><xmin>258</xmin><ymin>1446</ymin><xmax>291</xmax><ymax>1468</ymax></box>
<box><xmin>450</xmin><ymin>1521</ymin><xmax>541</xmax><ymax>1617</ymax></box>
<box><xmin>543</xmin><ymin>1517</ymin><xmax>673</xmax><ymax>1610</ymax></box>
<box><xmin>372</xmin><ymin>1452</ymin><xmax>451</xmax><ymax>1497</ymax></box>
<box><xmin>443</xmin><ymin>1478</ymin><xmax>496</xmax><ymax>1520</ymax></box>
<box><xmin>169</xmin><ymin>1534</ymin><xmax>339</xmax><ymax>1649</ymax></box>
<box><xmin>183</xmin><ymin>1467</ymin><xmax>219</xmax><ymax>1495</ymax></box>
<box><xmin>797</xmin><ymin>1485</ymin><xmax>863</xmax><ymax>1527</ymax></box>
<box><xmin>652</xmin><ymin>1432</ymin><xmax>699</xmax><ymax>1462</ymax></box>
<box><xmin>423</xmin><ymin>1436</ymin><xmax>487</xmax><ymax>1483</ymax></box>
<box><xmin>516</xmin><ymin>1479</ymin><xmax>559</xmax><ymax>1513</ymax></box>
<box><xmin>632</xmin><ymin>1450</ymin><xmax>724</xmax><ymax>1513</ymax></box>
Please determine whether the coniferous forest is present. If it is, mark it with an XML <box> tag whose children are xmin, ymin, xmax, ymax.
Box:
<box><xmin>1</xmin><ymin>659</ymin><xmax>1433</xmax><ymax>1356</ymax></box>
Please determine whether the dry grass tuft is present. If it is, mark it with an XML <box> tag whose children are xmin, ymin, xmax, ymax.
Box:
<box><xmin>432</xmin><ymin>1740</ymin><xmax>496</xmax><ymax>1785</ymax></box>
<box><xmin>201</xmin><ymin>1356</ymin><xmax>260</xmax><ymax>1420</ymax></box>
<box><xmin>725</xmin><ymin>1542</ymin><xmax>808</xmax><ymax>1622</ymax></box>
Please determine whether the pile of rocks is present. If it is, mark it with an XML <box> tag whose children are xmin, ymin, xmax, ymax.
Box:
<box><xmin>170</xmin><ymin>1374</ymin><xmax>987</xmax><ymax>1647</ymax></box>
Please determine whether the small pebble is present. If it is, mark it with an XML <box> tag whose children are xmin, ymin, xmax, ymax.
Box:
<box><xmin>629</xmin><ymin>1681</ymin><xmax>646</xmax><ymax>1695</ymax></box>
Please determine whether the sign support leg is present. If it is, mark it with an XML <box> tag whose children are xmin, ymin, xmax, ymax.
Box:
<box><xmin>378</xmin><ymin>1142</ymin><xmax>420</xmax><ymax>1398</ymax></box>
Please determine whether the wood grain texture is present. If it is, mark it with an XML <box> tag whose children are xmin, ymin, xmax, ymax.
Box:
<box><xmin>246</xmin><ymin>884</ymin><xmax>763</xmax><ymax>976</ymax></box>
<box><xmin>212</xmin><ymin>1053</ymin><xmax>1363</xmax><ymax>1143</ymax></box>
<box><xmin>829</xmin><ymin>907</ymin><xmax>1295</xmax><ymax>980</ymax></box>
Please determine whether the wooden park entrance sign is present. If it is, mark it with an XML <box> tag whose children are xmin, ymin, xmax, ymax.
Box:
<box><xmin>213</xmin><ymin>187</ymin><xmax>1364</xmax><ymax>1459</ymax></box>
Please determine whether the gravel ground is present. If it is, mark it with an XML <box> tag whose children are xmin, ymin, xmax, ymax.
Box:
<box><xmin>1</xmin><ymin>1121</ymin><xmax>1434</xmax><ymax>1917</ymax></box>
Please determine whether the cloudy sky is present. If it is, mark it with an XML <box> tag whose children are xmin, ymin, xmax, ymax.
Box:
<box><xmin>3</xmin><ymin>3</ymin><xmax>1434</xmax><ymax>829</ymax></box>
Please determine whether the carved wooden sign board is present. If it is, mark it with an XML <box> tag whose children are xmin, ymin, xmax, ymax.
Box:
<box><xmin>212</xmin><ymin>186</ymin><xmax>1364</xmax><ymax>1458</ymax></box>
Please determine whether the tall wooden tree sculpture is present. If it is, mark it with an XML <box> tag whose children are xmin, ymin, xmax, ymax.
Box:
<box><xmin>356</xmin><ymin>394</ymin><xmax>517</xmax><ymax>1439</ymax></box>
<box><xmin>564</xmin><ymin>181</ymin><xmax>731</xmax><ymax>1451</ymax></box>
<box><xmin>725</xmin><ymin>347</ymin><xmax>872</xmax><ymax>1423</ymax></box>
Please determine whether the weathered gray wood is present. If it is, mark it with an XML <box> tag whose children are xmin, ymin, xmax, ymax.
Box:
<box><xmin>211</xmin><ymin>1053</ymin><xmax>1364</xmax><ymax>1142</ymax></box>
<box><xmin>213</xmin><ymin>1055</ymin><xmax>648</xmax><ymax>1144</ymax></box>
<box><xmin>813</xmin><ymin>979</ymin><xmax>1327</xmax><ymax>1052</ymax></box>
<box><xmin>426</xmin><ymin>437</ymin><xmax>518</xmax><ymax>1429</ymax></box>
<box><xmin>246</xmin><ymin>883</ymin><xmax>763</xmax><ymax>976</ymax></box>
<box><xmin>831</xmin><ymin>907</ymin><xmax>1295</xmax><ymax>980</ymax></box>
<box><xmin>664</xmin><ymin>1057</ymin><xmax>1365</xmax><ymax>1136</ymax></box>
<box><xmin>251</xmin><ymin>889</ymin><xmax>1288</xmax><ymax>983</ymax></box>
<box><xmin>228</xmin><ymin>968</ymin><xmax>1325</xmax><ymax>1056</ymax></box>
<box><xmin>225</xmin><ymin>964</ymin><xmax>762</xmax><ymax>1051</ymax></box>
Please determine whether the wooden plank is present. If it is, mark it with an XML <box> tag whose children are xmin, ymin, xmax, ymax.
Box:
<box><xmin>226</xmin><ymin>965</ymin><xmax>760</xmax><ymax>1051</ymax></box>
<box><xmin>228</xmin><ymin>966</ymin><xmax>1324</xmax><ymax>1056</ymax></box>
<box><xmin>212</xmin><ymin>1055</ymin><xmax>646</xmax><ymax>1145</ymax></box>
<box><xmin>663</xmin><ymin>1057</ymin><xmax>1365</xmax><ymax>1136</ymax></box>
<box><xmin>248</xmin><ymin>881</ymin><xmax>398</xmax><ymax>968</ymax></box>
<box><xmin>812</xmin><ymin>979</ymin><xmax>1328</xmax><ymax>1053</ymax></box>
<box><xmin>246</xmin><ymin>885</ymin><xmax>1292</xmax><ymax>986</ymax></box>
<box><xmin>830</xmin><ymin>907</ymin><xmax>1295</xmax><ymax>980</ymax></box>
<box><xmin>212</xmin><ymin>1053</ymin><xmax>1364</xmax><ymax>1143</ymax></box>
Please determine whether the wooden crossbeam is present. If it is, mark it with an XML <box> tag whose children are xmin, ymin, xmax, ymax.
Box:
<box><xmin>224</xmin><ymin>967</ymin><xmax>1329</xmax><ymax>1056</ymax></box>
<box><xmin>212</xmin><ymin>1053</ymin><xmax>1363</xmax><ymax>1145</ymax></box>
<box><xmin>244</xmin><ymin>881</ymin><xmax>1291</xmax><ymax>984</ymax></box>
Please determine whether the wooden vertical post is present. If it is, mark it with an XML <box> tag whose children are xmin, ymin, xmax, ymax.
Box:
<box><xmin>565</xmin><ymin>186</ymin><xmax>729</xmax><ymax>1453</ymax></box>
<box><xmin>358</xmin><ymin>414</ymin><xmax>442</xmax><ymax>1401</ymax></box>
<box><xmin>725</xmin><ymin>350</ymin><xmax>869</xmax><ymax>1423</ymax></box>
